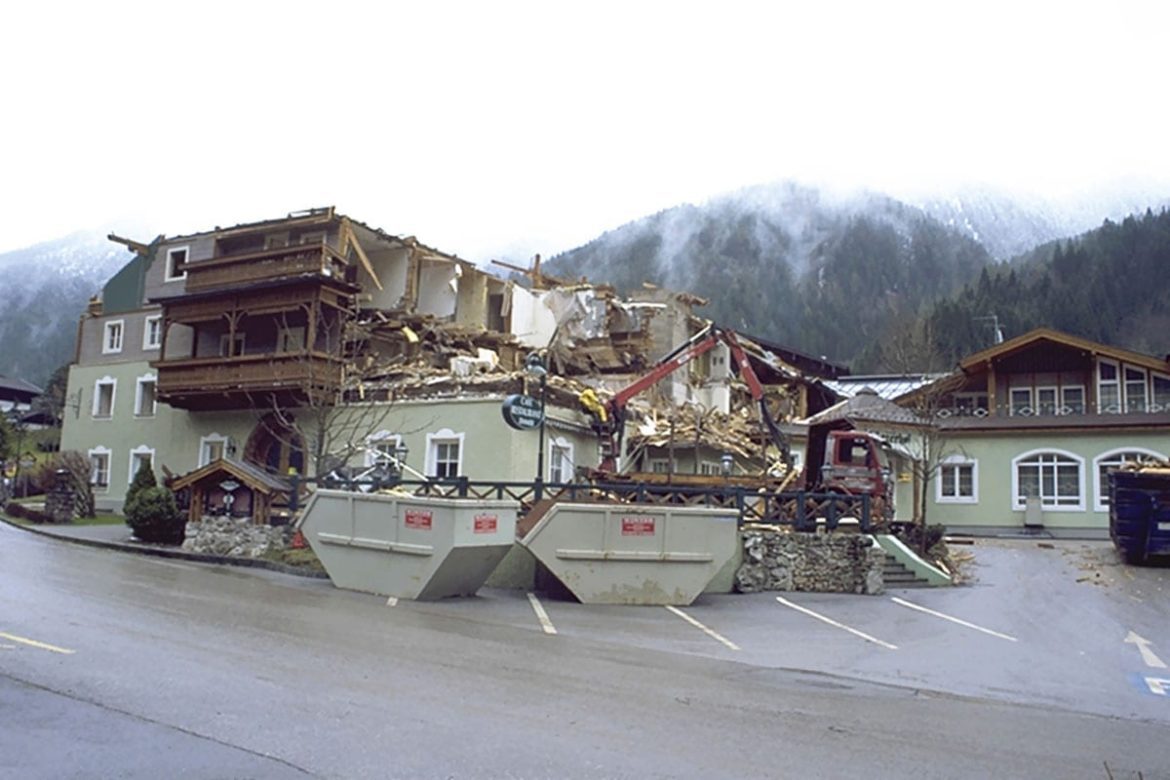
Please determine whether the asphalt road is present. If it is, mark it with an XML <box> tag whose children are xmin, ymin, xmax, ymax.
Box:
<box><xmin>2</xmin><ymin>524</ymin><xmax>1168</xmax><ymax>779</ymax></box>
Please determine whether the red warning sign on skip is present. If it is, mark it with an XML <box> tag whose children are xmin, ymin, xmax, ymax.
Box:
<box><xmin>621</xmin><ymin>516</ymin><xmax>656</xmax><ymax>536</ymax></box>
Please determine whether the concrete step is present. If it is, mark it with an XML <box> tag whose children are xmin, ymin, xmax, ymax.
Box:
<box><xmin>881</xmin><ymin>554</ymin><xmax>931</xmax><ymax>587</ymax></box>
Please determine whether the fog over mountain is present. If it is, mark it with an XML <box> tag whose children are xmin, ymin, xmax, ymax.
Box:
<box><xmin>546</xmin><ymin>181</ymin><xmax>1170</xmax><ymax>366</ymax></box>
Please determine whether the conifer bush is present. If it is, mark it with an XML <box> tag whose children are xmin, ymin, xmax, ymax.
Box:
<box><xmin>124</xmin><ymin>486</ymin><xmax>185</xmax><ymax>545</ymax></box>
<box><xmin>124</xmin><ymin>461</ymin><xmax>182</xmax><ymax>543</ymax></box>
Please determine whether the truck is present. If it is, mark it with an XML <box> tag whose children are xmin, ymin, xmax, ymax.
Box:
<box><xmin>1108</xmin><ymin>464</ymin><xmax>1170</xmax><ymax>564</ymax></box>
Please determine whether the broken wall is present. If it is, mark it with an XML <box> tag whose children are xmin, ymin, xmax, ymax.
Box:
<box><xmin>417</xmin><ymin>260</ymin><xmax>457</xmax><ymax>319</ymax></box>
<box><xmin>364</xmin><ymin>246</ymin><xmax>411</xmax><ymax>310</ymax></box>
<box><xmin>510</xmin><ymin>286</ymin><xmax>557</xmax><ymax>348</ymax></box>
<box><xmin>455</xmin><ymin>265</ymin><xmax>489</xmax><ymax>328</ymax></box>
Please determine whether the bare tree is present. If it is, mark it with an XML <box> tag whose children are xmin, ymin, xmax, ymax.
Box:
<box><xmin>254</xmin><ymin>307</ymin><xmax>420</xmax><ymax>479</ymax></box>
<box><xmin>883</xmin><ymin>320</ymin><xmax>965</xmax><ymax>554</ymax></box>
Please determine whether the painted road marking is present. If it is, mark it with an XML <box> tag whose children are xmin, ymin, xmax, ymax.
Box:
<box><xmin>775</xmin><ymin>597</ymin><xmax>897</xmax><ymax>650</ymax></box>
<box><xmin>1144</xmin><ymin>677</ymin><xmax>1170</xmax><ymax>696</ymax></box>
<box><xmin>0</xmin><ymin>632</ymin><xmax>76</xmax><ymax>655</ymax></box>
<box><xmin>527</xmin><ymin>593</ymin><xmax>557</xmax><ymax>635</ymax></box>
<box><xmin>1124</xmin><ymin>631</ymin><xmax>1167</xmax><ymax>669</ymax></box>
<box><xmin>890</xmin><ymin>597</ymin><xmax>1018</xmax><ymax>642</ymax></box>
<box><xmin>664</xmin><ymin>606</ymin><xmax>740</xmax><ymax>651</ymax></box>
<box><xmin>386</xmin><ymin>596</ymin><xmax>399</xmax><ymax>607</ymax></box>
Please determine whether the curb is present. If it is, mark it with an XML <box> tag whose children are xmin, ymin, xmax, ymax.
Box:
<box><xmin>0</xmin><ymin>517</ymin><xmax>329</xmax><ymax>579</ymax></box>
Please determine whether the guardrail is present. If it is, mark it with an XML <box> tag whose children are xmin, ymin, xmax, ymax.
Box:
<box><xmin>288</xmin><ymin>475</ymin><xmax>876</xmax><ymax>532</ymax></box>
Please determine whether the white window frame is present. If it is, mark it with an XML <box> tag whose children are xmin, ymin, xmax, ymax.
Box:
<box><xmin>1009</xmin><ymin>386</ymin><xmax>1033</xmax><ymax>416</ymax></box>
<box><xmin>937</xmin><ymin>455</ymin><xmax>978</xmax><ymax>504</ymax></box>
<box><xmin>1152</xmin><ymin>372</ymin><xmax>1170</xmax><ymax>413</ymax></box>
<box><xmin>425</xmin><ymin>428</ymin><xmax>464</xmax><ymax>479</ymax></box>
<box><xmin>102</xmin><ymin>319</ymin><xmax>125</xmax><ymax>354</ymax></box>
<box><xmin>699</xmin><ymin>460</ymin><xmax>724</xmax><ymax>476</ymax></box>
<box><xmin>648</xmin><ymin>458</ymin><xmax>671</xmax><ymax>474</ymax></box>
<box><xmin>364</xmin><ymin>431</ymin><xmax>404</xmax><ymax>467</ymax></box>
<box><xmin>92</xmin><ymin>376</ymin><xmax>116</xmax><ymax>419</ymax></box>
<box><xmin>1097</xmin><ymin>359</ymin><xmax>1121</xmax><ymax>414</ymax></box>
<box><xmin>128</xmin><ymin>445</ymin><xmax>155</xmax><ymax>485</ymax></box>
<box><xmin>143</xmin><ymin>314</ymin><xmax>162</xmax><ymax>350</ymax></box>
<box><xmin>1035</xmin><ymin>386</ymin><xmax>1058</xmax><ymax>417</ymax></box>
<box><xmin>1011</xmin><ymin>448</ymin><xmax>1085</xmax><ymax>512</ymax></box>
<box><xmin>1093</xmin><ymin>447</ymin><xmax>1168</xmax><ymax>511</ymax></box>
<box><xmin>88</xmin><ymin>446</ymin><xmax>112</xmax><ymax>492</ymax></box>
<box><xmin>548</xmin><ymin>437</ymin><xmax>574</xmax><ymax>484</ymax></box>
<box><xmin>1060</xmin><ymin>385</ymin><xmax>1085</xmax><ymax>415</ymax></box>
<box><xmin>164</xmin><ymin>245</ymin><xmax>189</xmax><ymax>282</ymax></box>
<box><xmin>1124</xmin><ymin>366</ymin><xmax>1149</xmax><ymax>414</ymax></box>
<box><xmin>134</xmin><ymin>373</ymin><xmax>157</xmax><ymax>418</ymax></box>
<box><xmin>199</xmin><ymin>433</ymin><xmax>230</xmax><ymax>467</ymax></box>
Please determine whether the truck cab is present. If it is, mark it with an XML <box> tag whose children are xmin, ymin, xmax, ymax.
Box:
<box><xmin>819</xmin><ymin>430</ymin><xmax>891</xmax><ymax>499</ymax></box>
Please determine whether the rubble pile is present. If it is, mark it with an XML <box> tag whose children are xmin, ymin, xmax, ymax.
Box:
<box><xmin>627</xmin><ymin>405</ymin><xmax>775</xmax><ymax>464</ymax></box>
<box><xmin>736</xmin><ymin>528</ymin><xmax>885</xmax><ymax>595</ymax></box>
<box><xmin>182</xmin><ymin>516</ymin><xmax>294</xmax><ymax>558</ymax></box>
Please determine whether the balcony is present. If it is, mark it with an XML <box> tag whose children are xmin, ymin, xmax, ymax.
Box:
<box><xmin>183</xmin><ymin>244</ymin><xmax>349</xmax><ymax>294</ymax></box>
<box><xmin>155</xmin><ymin>352</ymin><xmax>343</xmax><ymax>411</ymax></box>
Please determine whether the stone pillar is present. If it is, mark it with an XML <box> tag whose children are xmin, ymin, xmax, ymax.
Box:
<box><xmin>45</xmin><ymin>469</ymin><xmax>75</xmax><ymax>524</ymax></box>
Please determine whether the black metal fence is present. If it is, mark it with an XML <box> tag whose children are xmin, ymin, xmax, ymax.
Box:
<box><xmin>288</xmin><ymin>475</ymin><xmax>877</xmax><ymax>532</ymax></box>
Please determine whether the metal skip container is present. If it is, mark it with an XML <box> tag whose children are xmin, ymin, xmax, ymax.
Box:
<box><xmin>298</xmin><ymin>490</ymin><xmax>519</xmax><ymax>600</ymax></box>
<box><xmin>518</xmin><ymin>503</ymin><xmax>739</xmax><ymax>605</ymax></box>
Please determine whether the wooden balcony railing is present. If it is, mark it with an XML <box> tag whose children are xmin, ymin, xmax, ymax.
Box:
<box><xmin>155</xmin><ymin>352</ymin><xmax>343</xmax><ymax>408</ymax></box>
<box><xmin>183</xmin><ymin>244</ymin><xmax>349</xmax><ymax>293</ymax></box>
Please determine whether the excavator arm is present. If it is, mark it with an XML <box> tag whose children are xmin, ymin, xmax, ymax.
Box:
<box><xmin>581</xmin><ymin>325</ymin><xmax>793</xmax><ymax>473</ymax></box>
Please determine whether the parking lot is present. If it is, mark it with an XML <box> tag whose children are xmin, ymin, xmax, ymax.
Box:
<box><xmin>396</xmin><ymin>538</ymin><xmax>1170</xmax><ymax>724</ymax></box>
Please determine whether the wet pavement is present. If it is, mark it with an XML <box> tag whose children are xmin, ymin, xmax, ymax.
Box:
<box><xmin>3</xmin><ymin>520</ymin><xmax>1169</xmax><ymax>778</ymax></box>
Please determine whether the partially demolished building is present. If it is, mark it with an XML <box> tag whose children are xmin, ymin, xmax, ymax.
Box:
<box><xmin>60</xmin><ymin>207</ymin><xmax>837</xmax><ymax>512</ymax></box>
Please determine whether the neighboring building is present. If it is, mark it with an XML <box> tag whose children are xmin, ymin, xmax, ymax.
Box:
<box><xmin>901</xmin><ymin>328</ymin><xmax>1170</xmax><ymax>537</ymax></box>
<box><xmin>0</xmin><ymin>375</ymin><xmax>41</xmax><ymax>418</ymax></box>
<box><xmin>62</xmin><ymin>207</ymin><xmax>811</xmax><ymax>513</ymax></box>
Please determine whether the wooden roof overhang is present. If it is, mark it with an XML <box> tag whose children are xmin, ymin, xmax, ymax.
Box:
<box><xmin>959</xmin><ymin>327</ymin><xmax>1170</xmax><ymax>375</ymax></box>
<box><xmin>171</xmin><ymin>458</ymin><xmax>292</xmax><ymax>525</ymax></box>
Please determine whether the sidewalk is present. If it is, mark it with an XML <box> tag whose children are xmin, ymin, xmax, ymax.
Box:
<box><xmin>1</xmin><ymin>517</ymin><xmax>327</xmax><ymax>578</ymax></box>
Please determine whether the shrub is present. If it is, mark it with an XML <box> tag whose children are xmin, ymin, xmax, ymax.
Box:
<box><xmin>125</xmin><ymin>486</ymin><xmax>185</xmax><ymax>545</ymax></box>
<box><xmin>2</xmin><ymin>501</ymin><xmax>50</xmax><ymax>523</ymax></box>
<box><xmin>125</xmin><ymin>461</ymin><xmax>157</xmax><ymax>509</ymax></box>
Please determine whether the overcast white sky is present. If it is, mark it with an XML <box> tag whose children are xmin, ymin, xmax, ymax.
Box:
<box><xmin>3</xmin><ymin>1</ymin><xmax>1168</xmax><ymax>262</ymax></box>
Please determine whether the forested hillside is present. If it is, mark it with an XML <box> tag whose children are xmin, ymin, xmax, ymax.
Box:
<box><xmin>546</xmin><ymin>184</ymin><xmax>992</xmax><ymax>365</ymax></box>
<box><xmin>909</xmin><ymin>209</ymin><xmax>1170</xmax><ymax>367</ymax></box>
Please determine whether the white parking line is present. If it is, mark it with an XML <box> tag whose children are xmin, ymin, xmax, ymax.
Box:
<box><xmin>527</xmin><ymin>593</ymin><xmax>557</xmax><ymax>635</ymax></box>
<box><xmin>775</xmin><ymin>597</ymin><xmax>898</xmax><ymax>650</ymax></box>
<box><xmin>890</xmin><ymin>597</ymin><xmax>1018</xmax><ymax>642</ymax></box>
<box><xmin>664</xmin><ymin>606</ymin><xmax>740</xmax><ymax>651</ymax></box>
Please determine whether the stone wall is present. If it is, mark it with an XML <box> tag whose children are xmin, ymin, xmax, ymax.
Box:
<box><xmin>182</xmin><ymin>516</ymin><xmax>294</xmax><ymax>558</ymax></box>
<box><xmin>736</xmin><ymin>530</ymin><xmax>885</xmax><ymax>595</ymax></box>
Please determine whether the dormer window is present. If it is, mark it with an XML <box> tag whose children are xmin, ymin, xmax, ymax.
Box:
<box><xmin>165</xmin><ymin>246</ymin><xmax>188</xmax><ymax>281</ymax></box>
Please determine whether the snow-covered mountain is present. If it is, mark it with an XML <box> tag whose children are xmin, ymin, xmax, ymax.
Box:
<box><xmin>0</xmin><ymin>232</ymin><xmax>130</xmax><ymax>385</ymax></box>
<box><xmin>904</xmin><ymin>182</ymin><xmax>1170</xmax><ymax>260</ymax></box>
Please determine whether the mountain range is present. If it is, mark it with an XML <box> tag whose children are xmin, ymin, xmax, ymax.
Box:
<box><xmin>2</xmin><ymin>181</ymin><xmax>1167</xmax><ymax>388</ymax></box>
<box><xmin>546</xmin><ymin>181</ymin><xmax>1170</xmax><ymax>368</ymax></box>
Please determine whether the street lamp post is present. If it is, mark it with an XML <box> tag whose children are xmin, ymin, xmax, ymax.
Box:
<box><xmin>524</xmin><ymin>352</ymin><xmax>548</xmax><ymax>500</ymax></box>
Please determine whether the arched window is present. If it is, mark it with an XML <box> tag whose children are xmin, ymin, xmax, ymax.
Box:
<box><xmin>1093</xmin><ymin>448</ymin><xmax>1167</xmax><ymax>511</ymax></box>
<box><xmin>1012</xmin><ymin>450</ymin><xmax>1084</xmax><ymax>511</ymax></box>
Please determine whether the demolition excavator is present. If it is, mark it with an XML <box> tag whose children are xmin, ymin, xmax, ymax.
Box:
<box><xmin>578</xmin><ymin>324</ymin><xmax>793</xmax><ymax>475</ymax></box>
<box><xmin>577</xmin><ymin>324</ymin><xmax>894</xmax><ymax>518</ymax></box>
